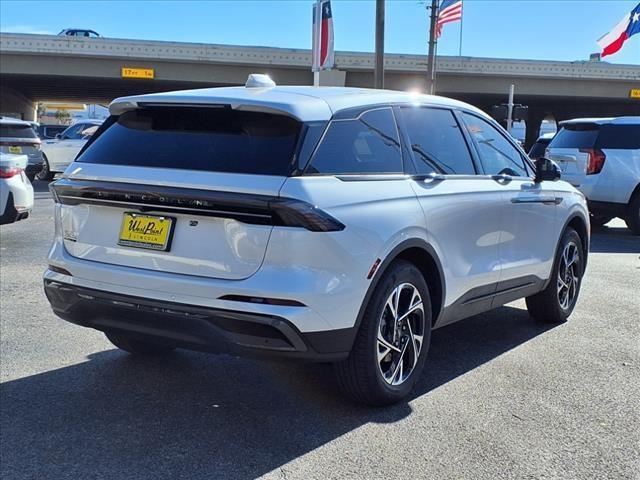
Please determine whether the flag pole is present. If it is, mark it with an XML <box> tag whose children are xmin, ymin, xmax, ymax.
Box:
<box><xmin>426</xmin><ymin>0</ymin><xmax>438</xmax><ymax>95</ymax></box>
<box><xmin>374</xmin><ymin>0</ymin><xmax>385</xmax><ymax>88</ymax></box>
<box><xmin>458</xmin><ymin>4</ymin><xmax>463</xmax><ymax>56</ymax></box>
<box><xmin>312</xmin><ymin>0</ymin><xmax>320</xmax><ymax>86</ymax></box>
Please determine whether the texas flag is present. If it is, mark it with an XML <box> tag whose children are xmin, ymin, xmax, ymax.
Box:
<box><xmin>312</xmin><ymin>0</ymin><xmax>334</xmax><ymax>71</ymax></box>
<box><xmin>597</xmin><ymin>2</ymin><xmax>640</xmax><ymax>57</ymax></box>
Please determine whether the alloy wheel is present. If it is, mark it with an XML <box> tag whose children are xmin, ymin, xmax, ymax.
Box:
<box><xmin>377</xmin><ymin>283</ymin><xmax>425</xmax><ymax>386</ymax></box>
<box><xmin>557</xmin><ymin>241</ymin><xmax>580</xmax><ymax>310</ymax></box>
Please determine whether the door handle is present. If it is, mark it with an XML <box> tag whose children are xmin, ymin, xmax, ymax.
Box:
<box><xmin>511</xmin><ymin>196</ymin><xmax>562</xmax><ymax>205</ymax></box>
<box><xmin>491</xmin><ymin>174</ymin><xmax>512</xmax><ymax>184</ymax></box>
<box><xmin>411</xmin><ymin>173</ymin><xmax>446</xmax><ymax>182</ymax></box>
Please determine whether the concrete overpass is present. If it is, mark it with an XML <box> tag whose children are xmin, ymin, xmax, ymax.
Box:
<box><xmin>1</xmin><ymin>32</ymin><xmax>639</xmax><ymax>147</ymax></box>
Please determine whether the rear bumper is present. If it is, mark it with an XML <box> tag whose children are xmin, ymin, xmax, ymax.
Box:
<box><xmin>0</xmin><ymin>192</ymin><xmax>30</xmax><ymax>225</ymax></box>
<box><xmin>44</xmin><ymin>279</ymin><xmax>354</xmax><ymax>361</ymax></box>
<box><xmin>588</xmin><ymin>200</ymin><xmax>628</xmax><ymax>217</ymax></box>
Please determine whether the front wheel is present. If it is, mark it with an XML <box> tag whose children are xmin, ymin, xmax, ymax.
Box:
<box><xmin>334</xmin><ymin>260</ymin><xmax>432</xmax><ymax>406</ymax></box>
<box><xmin>526</xmin><ymin>228</ymin><xmax>584</xmax><ymax>323</ymax></box>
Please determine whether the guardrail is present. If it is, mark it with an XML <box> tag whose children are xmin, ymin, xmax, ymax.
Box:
<box><xmin>1</xmin><ymin>32</ymin><xmax>639</xmax><ymax>80</ymax></box>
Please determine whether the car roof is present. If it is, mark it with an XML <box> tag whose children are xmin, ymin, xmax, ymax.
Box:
<box><xmin>560</xmin><ymin>116</ymin><xmax>640</xmax><ymax>126</ymax></box>
<box><xmin>0</xmin><ymin>116</ymin><xmax>33</xmax><ymax>126</ymax></box>
<box><xmin>109</xmin><ymin>85</ymin><xmax>489</xmax><ymax>122</ymax></box>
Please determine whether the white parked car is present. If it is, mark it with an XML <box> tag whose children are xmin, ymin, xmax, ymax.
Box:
<box><xmin>44</xmin><ymin>79</ymin><xmax>590</xmax><ymax>405</ymax></box>
<box><xmin>546</xmin><ymin>117</ymin><xmax>640</xmax><ymax>232</ymax></box>
<box><xmin>0</xmin><ymin>153</ymin><xmax>34</xmax><ymax>225</ymax></box>
<box><xmin>39</xmin><ymin>120</ymin><xmax>102</xmax><ymax>180</ymax></box>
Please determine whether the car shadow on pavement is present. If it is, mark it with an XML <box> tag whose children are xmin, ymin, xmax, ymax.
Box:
<box><xmin>1</xmin><ymin>305</ymin><xmax>554</xmax><ymax>480</ymax></box>
<box><xmin>589</xmin><ymin>225</ymin><xmax>640</xmax><ymax>254</ymax></box>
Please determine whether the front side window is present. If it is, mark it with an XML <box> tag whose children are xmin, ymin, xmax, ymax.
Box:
<box><xmin>400</xmin><ymin>107</ymin><xmax>475</xmax><ymax>174</ymax></box>
<box><xmin>306</xmin><ymin>108</ymin><xmax>402</xmax><ymax>175</ymax></box>
<box><xmin>462</xmin><ymin>112</ymin><xmax>529</xmax><ymax>177</ymax></box>
<box><xmin>61</xmin><ymin>124</ymin><xmax>85</xmax><ymax>140</ymax></box>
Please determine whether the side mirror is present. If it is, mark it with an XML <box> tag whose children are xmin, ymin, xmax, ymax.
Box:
<box><xmin>534</xmin><ymin>157</ymin><xmax>561</xmax><ymax>183</ymax></box>
<box><xmin>55</xmin><ymin>133</ymin><xmax>62</xmax><ymax>140</ymax></box>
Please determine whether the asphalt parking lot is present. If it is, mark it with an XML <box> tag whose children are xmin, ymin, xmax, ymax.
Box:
<box><xmin>1</xmin><ymin>180</ymin><xmax>639</xmax><ymax>480</ymax></box>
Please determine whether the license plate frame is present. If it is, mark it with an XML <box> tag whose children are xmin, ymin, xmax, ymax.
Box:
<box><xmin>118</xmin><ymin>212</ymin><xmax>175</xmax><ymax>252</ymax></box>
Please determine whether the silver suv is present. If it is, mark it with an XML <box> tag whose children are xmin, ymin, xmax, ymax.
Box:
<box><xmin>44</xmin><ymin>80</ymin><xmax>589</xmax><ymax>405</ymax></box>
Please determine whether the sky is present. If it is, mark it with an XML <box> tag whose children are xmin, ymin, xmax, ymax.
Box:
<box><xmin>1</xmin><ymin>0</ymin><xmax>639</xmax><ymax>65</ymax></box>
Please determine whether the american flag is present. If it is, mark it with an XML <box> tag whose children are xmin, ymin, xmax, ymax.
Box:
<box><xmin>436</xmin><ymin>0</ymin><xmax>463</xmax><ymax>39</ymax></box>
<box><xmin>312</xmin><ymin>0</ymin><xmax>334</xmax><ymax>71</ymax></box>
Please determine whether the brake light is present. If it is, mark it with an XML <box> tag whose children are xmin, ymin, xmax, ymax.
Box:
<box><xmin>0</xmin><ymin>167</ymin><xmax>23</xmax><ymax>178</ymax></box>
<box><xmin>580</xmin><ymin>148</ymin><xmax>606</xmax><ymax>175</ymax></box>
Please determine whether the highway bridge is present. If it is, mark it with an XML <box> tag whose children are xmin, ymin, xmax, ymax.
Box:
<box><xmin>1</xmin><ymin>32</ymin><xmax>639</xmax><ymax>147</ymax></box>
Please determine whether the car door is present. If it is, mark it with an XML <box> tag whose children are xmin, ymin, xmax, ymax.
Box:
<box><xmin>460</xmin><ymin>111</ymin><xmax>560</xmax><ymax>297</ymax></box>
<box><xmin>398</xmin><ymin>105</ymin><xmax>504</xmax><ymax>326</ymax></box>
<box><xmin>47</xmin><ymin>124</ymin><xmax>89</xmax><ymax>172</ymax></box>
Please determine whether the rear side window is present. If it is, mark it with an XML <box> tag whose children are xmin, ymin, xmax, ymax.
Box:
<box><xmin>77</xmin><ymin>107</ymin><xmax>301</xmax><ymax>176</ymax></box>
<box><xmin>306</xmin><ymin>108</ymin><xmax>402</xmax><ymax>175</ymax></box>
<box><xmin>400</xmin><ymin>107</ymin><xmax>475</xmax><ymax>174</ymax></box>
<box><xmin>596</xmin><ymin>125</ymin><xmax>640</xmax><ymax>149</ymax></box>
<box><xmin>549</xmin><ymin>124</ymin><xmax>600</xmax><ymax>149</ymax></box>
<box><xmin>0</xmin><ymin>124</ymin><xmax>37</xmax><ymax>139</ymax></box>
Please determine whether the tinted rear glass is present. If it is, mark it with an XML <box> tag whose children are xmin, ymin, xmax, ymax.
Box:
<box><xmin>0</xmin><ymin>124</ymin><xmax>37</xmax><ymax>139</ymax></box>
<box><xmin>596</xmin><ymin>125</ymin><xmax>640</xmax><ymax>149</ymax></box>
<box><xmin>77</xmin><ymin>107</ymin><xmax>301</xmax><ymax>175</ymax></box>
<box><xmin>549</xmin><ymin>124</ymin><xmax>600</xmax><ymax>149</ymax></box>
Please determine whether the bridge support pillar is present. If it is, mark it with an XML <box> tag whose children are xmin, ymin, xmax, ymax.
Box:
<box><xmin>316</xmin><ymin>69</ymin><xmax>346</xmax><ymax>86</ymax></box>
<box><xmin>0</xmin><ymin>86</ymin><xmax>36</xmax><ymax>121</ymax></box>
<box><xmin>524</xmin><ymin>110</ymin><xmax>545</xmax><ymax>152</ymax></box>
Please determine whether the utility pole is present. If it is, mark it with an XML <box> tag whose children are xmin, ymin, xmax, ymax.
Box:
<box><xmin>374</xmin><ymin>0</ymin><xmax>385</xmax><ymax>89</ymax></box>
<box><xmin>426</xmin><ymin>0</ymin><xmax>438</xmax><ymax>95</ymax></box>
<box><xmin>506</xmin><ymin>84</ymin><xmax>515</xmax><ymax>134</ymax></box>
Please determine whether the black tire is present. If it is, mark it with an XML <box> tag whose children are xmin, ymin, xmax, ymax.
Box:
<box><xmin>105</xmin><ymin>332</ymin><xmax>175</xmax><ymax>356</ymax></box>
<box><xmin>624</xmin><ymin>193</ymin><xmax>640</xmax><ymax>235</ymax></box>
<box><xmin>590</xmin><ymin>214</ymin><xmax>613</xmax><ymax>228</ymax></box>
<box><xmin>526</xmin><ymin>228</ymin><xmax>584</xmax><ymax>324</ymax></box>
<box><xmin>36</xmin><ymin>155</ymin><xmax>55</xmax><ymax>181</ymax></box>
<box><xmin>334</xmin><ymin>260</ymin><xmax>432</xmax><ymax>406</ymax></box>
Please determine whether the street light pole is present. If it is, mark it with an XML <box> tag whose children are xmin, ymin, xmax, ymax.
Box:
<box><xmin>426</xmin><ymin>0</ymin><xmax>438</xmax><ymax>94</ymax></box>
<box><xmin>374</xmin><ymin>0</ymin><xmax>385</xmax><ymax>89</ymax></box>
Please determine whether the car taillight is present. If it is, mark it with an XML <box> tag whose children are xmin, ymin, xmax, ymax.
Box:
<box><xmin>0</xmin><ymin>167</ymin><xmax>23</xmax><ymax>178</ymax></box>
<box><xmin>580</xmin><ymin>148</ymin><xmax>606</xmax><ymax>175</ymax></box>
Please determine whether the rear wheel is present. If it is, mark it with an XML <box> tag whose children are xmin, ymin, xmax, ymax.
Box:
<box><xmin>526</xmin><ymin>228</ymin><xmax>584</xmax><ymax>323</ymax></box>
<box><xmin>624</xmin><ymin>193</ymin><xmax>640</xmax><ymax>235</ymax></box>
<box><xmin>105</xmin><ymin>332</ymin><xmax>175</xmax><ymax>356</ymax></box>
<box><xmin>334</xmin><ymin>260</ymin><xmax>432</xmax><ymax>406</ymax></box>
<box><xmin>36</xmin><ymin>155</ymin><xmax>55</xmax><ymax>181</ymax></box>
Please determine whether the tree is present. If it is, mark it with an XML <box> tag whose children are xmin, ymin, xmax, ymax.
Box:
<box><xmin>54</xmin><ymin>109</ymin><xmax>71</xmax><ymax>125</ymax></box>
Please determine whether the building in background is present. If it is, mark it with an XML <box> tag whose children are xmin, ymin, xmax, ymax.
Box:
<box><xmin>37</xmin><ymin>103</ymin><xmax>109</xmax><ymax>125</ymax></box>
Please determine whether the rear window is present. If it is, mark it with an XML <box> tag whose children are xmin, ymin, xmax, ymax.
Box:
<box><xmin>77</xmin><ymin>107</ymin><xmax>301</xmax><ymax>176</ymax></box>
<box><xmin>549</xmin><ymin>124</ymin><xmax>600</xmax><ymax>149</ymax></box>
<box><xmin>0</xmin><ymin>124</ymin><xmax>37</xmax><ymax>139</ymax></box>
<box><xmin>595</xmin><ymin>125</ymin><xmax>640</xmax><ymax>149</ymax></box>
